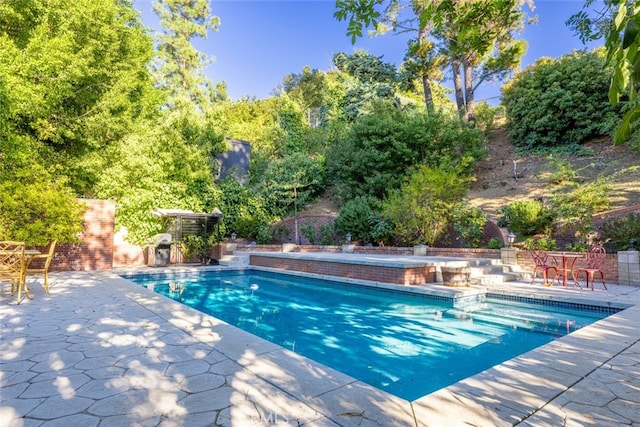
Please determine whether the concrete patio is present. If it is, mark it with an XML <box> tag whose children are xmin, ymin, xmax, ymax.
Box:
<box><xmin>1</xmin><ymin>266</ymin><xmax>639</xmax><ymax>426</ymax></box>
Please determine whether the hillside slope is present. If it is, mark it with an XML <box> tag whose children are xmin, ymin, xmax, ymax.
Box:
<box><xmin>467</xmin><ymin>128</ymin><xmax>640</xmax><ymax>220</ymax></box>
<box><xmin>300</xmin><ymin>127</ymin><xmax>640</xmax><ymax>224</ymax></box>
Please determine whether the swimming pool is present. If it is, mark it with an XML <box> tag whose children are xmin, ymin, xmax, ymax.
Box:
<box><xmin>121</xmin><ymin>269</ymin><xmax>619</xmax><ymax>401</ymax></box>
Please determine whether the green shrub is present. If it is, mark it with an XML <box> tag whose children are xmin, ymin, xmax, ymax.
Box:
<box><xmin>300</xmin><ymin>219</ymin><xmax>318</xmax><ymax>245</ymax></box>
<box><xmin>497</xmin><ymin>200</ymin><xmax>554</xmax><ymax>237</ymax></box>
<box><xmin>318</xmin><ymin>222</ymin><xmax>338</xmax><ymax>245</ymax></box>
<box><xmin>383</xmin><ymin>164</ymin><xmax>470</xmax><ymax>246</ymax></box>
<box><xmin>488</xmin><ymin>237</ymin><xmax>502</xmax><ymax>249</ymax></box>
<box><xmin>258</xmin><ymin>152</ymin><xmax>326</xmax><ymax>216</ymax></box>
<box><xmin>219</xmin><ymin>177</ymin><xmax>275</xmax><ymax>240</ymax></box>
<box><xmin>335</xmin><ymin>196</ymin><xmax>379</xmax><ymax>242</ymax></box>
<box><xmin>502</xmin><ymin>49</ymin><xmax>620</xmax><ymax>152</ymax></box>
<box><xmin>256</xmin><ymin>224</ymin><xmax>290</xmax><ymax>244</ymax></box>
<box><xmin>180</xmin><ymin>235</ymin><xmax>208</xmax><ymax>262</ymax></box>
<box><xmin>452</xmin><ymin>204</ymin><xmax>487</xmax><ymax>248</ymax></box>
<box><xmin>368</xmin><ymin>212</ymin><xmax>394</xmax><ymax>246</ymax></box>
<box><xmin>522</xmin><ymin>236</ymin><xmax>557</xmax><ymax>251</ymax></box>
<box><xmin>327</xmin><ymin>102</ymin><xmax>485</xmax><ymax>200</ymax></box>
<box><xmin>473</xmin><ymin>102</ymin><xmax>499</xmax><ymax>133</ymax></box>
<box><xmin>599</xmin><ymin>213</ymin><xmax>640</xmax><ymax>252</ymax></box>
<box><xmin>0</xmin><ymin>180</ymin><xmax>86</xmax><ymax>246</ymax></box>
<box><xmin>547</xmin><ymin>157</ymin><xmax>578</xmax><ymax>185</ymax></box>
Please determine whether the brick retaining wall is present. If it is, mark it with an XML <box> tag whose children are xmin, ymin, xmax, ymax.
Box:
<box><xmin>250</xmin><ymin>254</ymin><xmax>436</xmax><ymax>286</ymax></box>
<box><xmin>516</xmin><ymin>250</ymin><xmax>618</xmax><ymax>285</ymax></box>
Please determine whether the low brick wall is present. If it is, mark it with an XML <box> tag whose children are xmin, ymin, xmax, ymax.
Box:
<box><xmin>427</xmin><ymin>247</ymin><xmax>501</xmax><ymax>259</ymax></box>
<box><xmin>250</xmin><ymin>254</ymin><xmax>436</xmax><ymax>286</ymax></box>
<box><xmin>516</xmin><ymin>250</ymin><xmax>618</xmax><ymax>285</ymax></box>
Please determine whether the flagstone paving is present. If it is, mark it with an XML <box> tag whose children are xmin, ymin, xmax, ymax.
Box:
<box><xmin>1</xmin><ymin>267</ymin><xmax>639</xmax><ymax>426</ymax></box>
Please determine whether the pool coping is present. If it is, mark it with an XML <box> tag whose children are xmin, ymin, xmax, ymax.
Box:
<box><xmin>109</xmin><ymin>264</ymin><xmax>640</xmax><ymax>426</ymax></box>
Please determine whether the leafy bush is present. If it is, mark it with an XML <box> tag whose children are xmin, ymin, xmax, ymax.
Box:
<box><xmin>502</xmin><ymin>49</ymin><xmax>620</xmax><ymax>152</ymax></box>
<box><xmin>368</xmin><ymin>212</ymin><xmax>394</xmax><ymax>246</ymax></box>
<box><xmin>522</xmin><ymin>236</ymin><xmax>557</xmax><ymax>251</ymax></box>
<box><xmin>334</xmin><ymin>196</ymin><xmax>379</xmax><ymax>243</ymax></box>
<box><xmin>452</xmin><ymin>204</ymin><xmax>488</xmax><ymax>248</ymax></box>
<box><xmin>599</xmin><ymin>213</ymin><xmax>640</xmax><ymax>252</ymax></box>
<box><xmin>219</xmin><ymin>177</ymin><xmax>274</xmax><ymax>240</ymax></box>
<box><xmin>497</xmin><ymin>200</ymin><xmax>554</xmax><ymax>237</ymax></box>
<box><xmin>258</xmin><ymin>152</ymin><xmax>325</xmax><ymax>216</ymax></box>
<box><xmin>327</xmin><ymin>102</ymin><xmax>485</xmax><ymax>200</ymax></box>
<box><xmin>0</xmin><ymin>180</ymin><xmax>86</xmax><ymax>246</ymax></box>
<box><xmin>300</xmin><ymin>219</ymin><xmax>318</xmax><ymax>245</ymax></box>
<box><xmin>488</xmin><ymin>237</ymin><xmax>502</xmax><ymax>249</ymax></box>
<box><xmin>473</xmin><ymin>102</ymin><xmax>499</xmax><ymax>133</ymax></box>
<box><xmin>383</xmin><ymin>164</ymin><xmax>470</xmax><ymax>246</ymax></box>
<box><xmin>256</xmin><ymin>224</ymin><xmax>290</xmax><ymax>244</ymax></box>
<box><xmin>180</xmin><ymin>234</ymin><xmax>216</xmax><ymax>262</ymax></box>
<box><xmin>318</xmin><ymin>222</ymin><xmax>338</xmax><ymax>245</ymax></box>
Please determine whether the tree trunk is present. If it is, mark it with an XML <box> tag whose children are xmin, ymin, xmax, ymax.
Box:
<box><xmin>422</xmin><ymin>74</ymin><xmax>434</xmax><ymax>112</ymax></box>
<box><xmin>451</xmin><ymin>56</ymin><xmax>465</xmax><ymax>119</ymax></box>
<box><xmin>464</xmin><ymin>60</ymin><xmax>475</xmax><ymax>123</ymax></box>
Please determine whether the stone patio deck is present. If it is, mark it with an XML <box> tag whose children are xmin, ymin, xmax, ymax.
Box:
<box><xmin>1</xmin><ymin>264</ymin><xmax>639</xmax><ymax>426</ymax></box>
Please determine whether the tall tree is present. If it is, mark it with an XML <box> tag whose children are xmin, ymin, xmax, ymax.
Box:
<box><xmin>153</xmin><ymin>0</ymin><xmax>220</xmax><ymax>107</ymax></box>
<box><xmin>335</xmin><ymin>0</ymin><xmax>532</xmax><ymax>120</ymax></box>
<box><xmin>282</xmin><ymin>66</ymin><xmax>327</xmax><ymax>127</ymax></box>
<box><xmin>0</xmin><ymin>0</ymin><xmax>156</xmax><ymax>243</ymax></box>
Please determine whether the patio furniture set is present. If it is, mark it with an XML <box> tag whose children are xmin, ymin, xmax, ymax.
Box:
<box><xmin>0</xmin><ymin>240</ymin><xmax>56</xmax><ymax>303</ymax></box>
<box><xmin>531</xmin><ymin>244</ymin><xmax>608</xmax><ymax>290</ymax></box>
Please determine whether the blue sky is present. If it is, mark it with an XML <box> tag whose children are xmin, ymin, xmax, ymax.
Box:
<box><xmin>134</xmin><ymin>0</ymin><xmax>604</xmax><ymax>103</ymax></box>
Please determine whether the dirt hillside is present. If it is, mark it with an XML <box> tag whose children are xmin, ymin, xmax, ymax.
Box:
<box><xmin>467</xmin><ymin>128</ymin><xmax>640</xmax><ymax>220</ymax></box>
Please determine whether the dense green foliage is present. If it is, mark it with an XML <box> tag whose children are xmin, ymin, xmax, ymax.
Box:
<box><xmin>327</xmin><ymin>102</ymin><xmax>485</xmax><ymax>200</ymax></box>
<box><xmin>0</xmin><ymin>0</ymin><xmax>155</xmax><ymax>243</ymax></box>
<box><xmin>218</xmin><ymin>178</ymin><xmax>274</xmax><ymax>240</ymax></box>
<box><xmin>2</xmin><ymin>1</ymin><xmax>629</xmax><ymax>252</ymax></box>
<box><xmin>383</xmin><ymin>165</ymin><xmax>470</xmax><ymax>246</ymax></box>
<box><xmin>334</xmin><ymin>196</ymin><xmax>381</xmax><ymax>243</ymax></box>
<box><xmin>497</xmin><ymin>200</ymin><xmax>554</xmax><ymax>237</ymax></box>
<box><xmin>600</xmin><ymin>213</ymin><xmax>640</xmax><ymax>251</ymax></box>
<box><xmin>569</xmin><ymin>0</ymin><xmax>640</xmax><ymax>144</ymax></box>
<box><xmin>452</xmin><ymin>204</ymin><xmax>488</xmax><ymax>248</ymax></box>
<box><xmin>502</xmin><ymin>50</ymin><xmax>619</xmax><ymax>151</ymax></box>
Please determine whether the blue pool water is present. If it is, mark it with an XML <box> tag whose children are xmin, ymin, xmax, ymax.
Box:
<box><xmin>121</xmin><ymin>270</ymin><xmax>618</xmax><ymax>401</ymax></box>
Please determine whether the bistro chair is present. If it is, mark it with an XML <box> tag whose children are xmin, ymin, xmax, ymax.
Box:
<box><xmin>573</xmin><ymin>244</ymin><xmax>607</xmax><ymax>291</ymax></box>
<box><xmin>25</xmin><ymin>240</ymin><xmax>57</xmax><ymax>293</ymax></box>
<box><xmin>0</xmin><ymin>241</ymin><xmax>26</xmax><ymax>302</ymax></box>
<box><xmin>530</xmin><ymin>249</ymin><xmax>559</xmax><ymax>286</ymax></box>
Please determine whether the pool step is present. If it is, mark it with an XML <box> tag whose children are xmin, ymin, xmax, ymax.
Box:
<box><xmin>468</xmin><ymin>261</ymin><xmax>520</xmax><ymax>286</ymax></box>
<box><xmin>446</xmin><ymin>307</ymin><xmax>574</xmax><ymax>337</ymax></box>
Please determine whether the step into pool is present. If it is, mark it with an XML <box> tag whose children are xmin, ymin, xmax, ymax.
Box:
<box><xmin>121</xmin><ymin>269</ymin><xmax>620</xmax><ymax>401</ymax></box>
